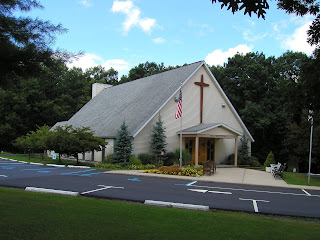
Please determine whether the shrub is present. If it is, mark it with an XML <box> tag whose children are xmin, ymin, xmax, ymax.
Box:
<box><xmin>225</xmin><ymin>154</ymin><xmax>235</xmax><ymax>165</ymax></box>
<box><xmin>144</xmin><ymin>164</ymin><xmax>156</xmax><ymax>169</ymax></box>
<box><xmin>103</xmin><ymin>154</ymin><xmax>113</xmax><ymax>163</ymax></box>
<box><xmin>95</xmin><ymin>163</ymin><xmax>122</xmax><ymax>169</ymax></box>
<box><xmin>138</xmin><ymin>153</ymin><xmax>155</xmax><ymax>165</ymax></box>
<box><xmin>129</xmin><ymin>155</ymin><xmax>142</xmax><ymax>165</ymax></box>
<box><xmin>174</xmin><ymin>149</ymin><xmax>192</xmax><ymax>165</ymax></box>
<box><xmin>264</xmin><ymin>151</ymin><xmax>275</xmax><ymax>167</ymax></box>
<box><xmin>145</xmin><ymin>165</ymin><xmax>203</xmax><ymax>177</ymax></box>
<box><xmin>163</xmin><ymin>151</ymin><xmax>176</xmax><ymax>166</ymax></box>
<box><xmin>251</xmin><ymin>156</ymin><xmax>261</xmax><ymax>167</ymax></box>
<box><xmin>127</xmin><ymin>164</ymin><xmax>145</xmax><ymax>170</ymax></box>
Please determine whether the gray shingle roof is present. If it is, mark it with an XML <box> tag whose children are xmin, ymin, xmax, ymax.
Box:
<box><xmin>54</xmin><ymin>61</ymin><xmax>204</xmax><ymax>138</ymax></box>
<box><xmin>179</xmin><ymin>123</ymin><xmax>242</xmax><ymax>136</ymax></box>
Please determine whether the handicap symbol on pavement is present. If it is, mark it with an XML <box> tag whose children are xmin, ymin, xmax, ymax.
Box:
<box><xmin>128</xmin><ymin>178</ymin><xmax>141</xmax><ymax>181</ymax></box>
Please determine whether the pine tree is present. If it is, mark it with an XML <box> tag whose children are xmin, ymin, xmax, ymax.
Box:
<box><xmin>239</xmin><ymin>134</ymin><xmax>251</xmax><ymax>165</ymax></box>
<box><xmin>150</xmin><ymin>115</ymin><xmax>167</xmax><ymax>161</ymax></box>
<box><xmin>113</xmin><ymin>121</ymin><xmax>132</xmax><ymax>163</ymax></box>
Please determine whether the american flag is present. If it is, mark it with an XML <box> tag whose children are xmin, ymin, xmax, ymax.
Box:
<box><xmin>175</xmin><ymin>89</ymin><xmax>182</xmax><ymax>119</ymax></box>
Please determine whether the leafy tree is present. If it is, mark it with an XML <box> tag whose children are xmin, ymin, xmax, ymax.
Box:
<box><xmin>46</xmin><ymin>125</ymin><xmax>105</xmax><ymax>163</ymax></box>
<box><xmin>211</xmin><ymin>52</ymin><xmax>282</xmax><ymax>161</ymax></box>
<box><xmin>282</xmin><ymin>110</ymin><xmax>320</xmax><ymax>173</ymax></box>
<box><xmin>71</xmin><ymin>126</ymin><xmax>106</xmax><ymax>164</ymax></box>
<box><xmin>0</xmin><ymin>0</ymin><xmax>66</xmax><ymax>88</ymax></box>
<box><xmin>150</xmin><ymin>115</ymin><xmax>167</xmax><ymax>162</ymax></box>
<box><xmin>85</xmin><ymin>66</ymin><xmax>119</xmax><ymax>85</ymax></box>
<box><xmin>301</xmin><ymin>49</ymin><xmax>320</xmax><ymax>112</ymax></box>
<box><xmin>210</xmin><ymin>0</ymin><xmax>320</xmax><ymax>47</ymax></box>
<box><xmin>14</xmin><ymin>135</ymin><xmax>29</xmax><ymax>153</ymax></box>
<box><xmin>119</xmin><ymin>61</ymin><xmax>178</xmax><ymax>84</ymax></box>
<box><xmin>113</xmin><ymin>121</ymin><xmax>133</xmax><ymax>164</ymax></box>
<box><xmin>14</xmin><ymin>125</ymin><xmax>50</xmax><ymax>160</ymax></box>
<box><xmin>274</xmin><ymin>51</ymin><xmax>310</xmax><ymax>123</ymax></box>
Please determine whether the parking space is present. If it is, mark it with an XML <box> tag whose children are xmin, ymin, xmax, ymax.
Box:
<box><xmin>0</xmin><ymin>158</ymin><xmax>103</xmax><ymax>181</ymax></box>
<box><xmin>1</xmin><ymin>157</ymin><xmax>320</xmax><ymax>218</ymax></box>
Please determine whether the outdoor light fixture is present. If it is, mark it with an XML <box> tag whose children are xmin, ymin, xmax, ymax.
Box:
<box><xmin>221</xmin><ymin>103</ymin><xmax>226</xmax><ymax>108</ymax></box>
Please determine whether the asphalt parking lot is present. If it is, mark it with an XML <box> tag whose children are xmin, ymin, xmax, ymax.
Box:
<box><xmin>1</xmin><ymin>157</ymin><xmax>320</xmax><ymax>218</ymax></box>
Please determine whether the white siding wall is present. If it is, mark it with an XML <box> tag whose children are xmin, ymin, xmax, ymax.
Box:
<box><xmin>133</xmin><ymin>66</ymin><xmax>251</xmax><ymax>163</ymax></box>
<box><xmin>77</xmin><ymin>139</ymin><xmax>113</xmax><ymax>163</ymax></box>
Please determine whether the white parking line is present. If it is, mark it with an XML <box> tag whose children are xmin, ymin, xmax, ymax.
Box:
<box><xmin>193</xmin><ymin>185</ymin><xmax>320</xmax><ymax>197</ymax></box>
<box><xmin>188</xmin><ymin>189</ymin><xmax>232</xmax><ymax>194</ymax></box>
<box><xmin>81</xmin><ymin>185</ymin><xmax>124</xmax><ymax>195</ymax></box>
<box><xmin>0</xmin><ymin>175</ymin><xmax>8</xmax><ymax>177</ymax></box>
<box><xmin>239</xmin><ymin>198</ymin><xmax>270</xmax><ymax>213</ymax></box>
<box><xmin>208</xmin><ymin>190</ymin><xmax>232</xmax><ymax>195</ymax></box>
<box><xmin>302</xmin><ymin>189</ymin><xmax>311</xmax><ymax>196</ymax></box>
<box><xmin>253</xmin><ymin>200</ymin><xmax>259</xmax><ymax>212</ymax></box>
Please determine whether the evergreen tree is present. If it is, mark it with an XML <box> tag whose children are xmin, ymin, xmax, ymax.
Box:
<box><xmin>238</xmin><ymin>134</ymin><xmax>251</xmax><ymax>165</ymax></box>
<box><xmin>113</xmin><ymin>121</ymin><xmax>132</xmax><ymax>163</ymax></box>
<box><xmin>150</xmin><ymin>115</ymin><xmax>167</xmax><ymax>161</ymax></box>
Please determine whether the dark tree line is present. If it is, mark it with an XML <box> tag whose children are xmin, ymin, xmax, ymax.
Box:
<box><xmin>211</xmin><ymin>51</ymin><xmax>320</xmax><ymax>172</ymax></box>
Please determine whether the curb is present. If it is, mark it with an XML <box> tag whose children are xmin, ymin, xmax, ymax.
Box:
<box><xmin>46</xmin><ymin>164</ymin><xmax>65</xmax><ymax>168</ymax></box>
<box><xmin>29</xmin><ymin>162</ymin><xmax>44</xmax><ymax>166</ymax></box>
<box><xmin>67</xmin><ymin>165</ymin><xmax>91</xmax><ymax>169</ymax></box>
<box><xmin>144</xmin><ymin>200</ymin><xmax>209</xmax><ymax>211</ymax></box>
<box><xmin>25</xmin><ymin>187</ymin><xmax>79</xmax><ymax>196</ymax></box>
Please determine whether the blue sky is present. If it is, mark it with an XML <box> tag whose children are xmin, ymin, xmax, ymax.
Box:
<box><xmin>24</xmin><ymin>0</ymin><xmax>316</xmax><ymax>77</ymax></box>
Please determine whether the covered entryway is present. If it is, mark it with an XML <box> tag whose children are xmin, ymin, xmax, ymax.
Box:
<box><xmin>179</xmin><ymin>123</ymin><xmax>242</xmax><ymax>166</ymax></box>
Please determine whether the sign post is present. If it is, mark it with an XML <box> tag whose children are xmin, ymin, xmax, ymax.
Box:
<box><xmin>308</xmin><ymin>111</ymin><xmax>313</xmax><ymax>184</ymax></box>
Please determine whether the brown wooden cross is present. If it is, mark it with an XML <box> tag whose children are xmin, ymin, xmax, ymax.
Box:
<box><xmin>194</xmin><ymin>74</ymin><xmax>209</xmax><ymax>123</ymax></box>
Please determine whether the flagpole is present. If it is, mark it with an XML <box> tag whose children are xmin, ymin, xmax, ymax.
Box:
<box><xmin>180</xmin><ymin>83</ymin><xmax>183</xmax><ymax>168</ymax></box>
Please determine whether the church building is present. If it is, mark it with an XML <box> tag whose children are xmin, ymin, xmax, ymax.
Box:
<box><xmin>53</xmin><ymin>61</ymin><xmax>254</xmax><ymax>165</ymax></box>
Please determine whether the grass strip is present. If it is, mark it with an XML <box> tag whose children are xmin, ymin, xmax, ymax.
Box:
<box><xmin>0</xmin><ymin>153</ymin><xmax>94</xmax><ymax>167</ymax></box>
<box><xmin>283</xmin><ymin>172</ymin><xmax>320</xmax><ymax>187</ymax></box>
<box><xmin>0</xmin><ymin>187</ymin><xmax>319</xmax><ymax>240</ymax></box>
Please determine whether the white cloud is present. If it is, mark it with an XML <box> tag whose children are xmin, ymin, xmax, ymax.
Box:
<box><xmin>79</xmin><ymin>0</ymin><xmax>92</xmax><ymax>7</ymax></box>
<box><xmin>67</xmin><ymin>53</ymin><xmax>130</xmax><ymax>76</ymax></box>
<box><xmin>153</xmin><ymin>37</ymin><xmax>165</xmax><ymax>44</ymax></box>
<box><xmin>243</xmin><ymin>29</ymin><xmax>268</xmax><ymax>42</ymax></box>
<box><xmin>111</xmin><ymin>0</ymin><xmax>157</xmax><ymax>34</ymax></box>
<box><xmin>205</xmin><ymin>44</ymin><xmax>253</xmax><ymax>66</ymax></box>
<box><xmin>281</xmin><ymin>20</ymin><xmax>315</xmax><ymax>55</ymax></box>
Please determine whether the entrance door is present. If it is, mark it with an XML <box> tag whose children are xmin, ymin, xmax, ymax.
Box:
<box><xmin>198</xmin><ymin>138</ymin><xmax>207</xmax><ymax>163</ymax></box>
<box><xmin>198</xmin><ymin>138</ymin><xmax>215</xmax><ymax>164</ymax></box>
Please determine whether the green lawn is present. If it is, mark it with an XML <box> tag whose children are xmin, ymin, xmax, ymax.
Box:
<box><xmin>0</xmin><ymin>188</ymin><xmax>319</xmax><ymax>240</ymax></box>
<box><xmin>283</xmin><ymin>172</ymin><xmax>320</xmax><ymax>187</ymax></box>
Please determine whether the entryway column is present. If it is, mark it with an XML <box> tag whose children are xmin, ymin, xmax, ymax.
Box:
<box><xmin>195</xmin><ymin>136</ymin><xmax>199</xmax><ymax>166</ymax></box>
<box><xmin>234</xmin><ymin>137</ymin><xmax>238</xmax><ymax>166</ymax></box>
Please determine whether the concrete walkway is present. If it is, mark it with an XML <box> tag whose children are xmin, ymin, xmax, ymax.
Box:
<box><xmin>106</xmin><ymin>168</ymin><xmax>320</xmax><ymax>190</ymax></box>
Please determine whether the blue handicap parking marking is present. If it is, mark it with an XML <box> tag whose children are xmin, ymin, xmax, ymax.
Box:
<box><xmin>1</xmin><ymin>166</ymin><xmax>15</xmax><ymax>170</ymax></box>
<box><xmin>61</xmin><ymin>169</ymin><xmax>101</xmax><ymax>177</ymax></box>
<box><xmin>80</xmin><ymin>172</ymin><xmax>101</xmax><ymax>177</ymax></box>
<box><xmin>21</xmin><ymin>168</ymin><xmax>54</xmax><ymax>171</ymax></box>
<box><xmin>128</xmin><ymin>178</ymin><xmax>141</xmax><ymax>181</ymax></box>
<box><xmin>175</xmin><ymin>181</ymin><xmax>197</xmax><ymax>186</ymax></box>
